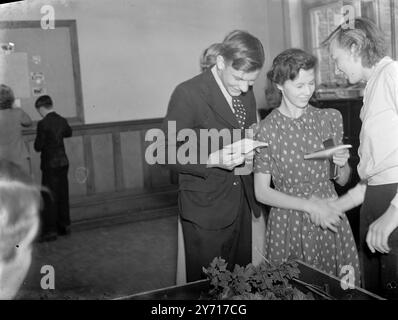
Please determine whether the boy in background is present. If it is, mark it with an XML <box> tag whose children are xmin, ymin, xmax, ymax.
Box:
<box><xmin>34</xmin><ymin>95</ymin><xmax>72</xmax><ymax>242</ymax></box>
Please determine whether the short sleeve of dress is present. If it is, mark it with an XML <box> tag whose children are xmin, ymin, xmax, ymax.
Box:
<box><xmin>248</xmin><ymin>122</ymin><xmax>260</xmax><ymax>139</ymax></box>
<box><xmin>323</xmin><ymin>108</ymin><xmax>344</xmax><ymax>144</ymax></box>
<box><xmin>253</xmin><ymin>120</ymin><xmax>272</xmax><ymax>174</ymax></box>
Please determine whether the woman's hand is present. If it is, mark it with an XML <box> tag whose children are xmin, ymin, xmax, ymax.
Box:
<box><xmin>306</xmin><ymin>195</ymin><xmax>343</xmax><ymax>232</ymax></box>
<box><xmin>332</xmin><ymin>148</ymin><xmax>349</xmax><ymax>168</ymax></box>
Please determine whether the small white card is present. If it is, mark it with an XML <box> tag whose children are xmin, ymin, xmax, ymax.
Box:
<box><xmin>226</xmin><ymin>138</ymin><xmax>268</xmax><ymax>154</ymax></box>
<box><xmin>304</xmin><ymin>144</ymin><xmax>352</xmax><ymax>160</ymax></box>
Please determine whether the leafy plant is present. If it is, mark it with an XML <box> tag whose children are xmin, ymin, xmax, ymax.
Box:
<box><xmin>202</xmin><ymin>257</ymin><xmax>314</xmax><ymax>300</ymax></box>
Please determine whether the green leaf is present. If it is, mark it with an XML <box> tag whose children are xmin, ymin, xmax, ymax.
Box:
<box><xmin>204</xmin><ymin>257</ymin><xmax>312</xmax><ymax>300</ymax></box>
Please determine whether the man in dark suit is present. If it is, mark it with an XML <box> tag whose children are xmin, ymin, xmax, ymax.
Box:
<box><xmin>161</xmin><ymin>30</ymin><xmax>265</xmax><ymax>282</ymax></box>
<box><xmin>34</xmin><ymin>95</ymin><xmax>72</xmax><ymax>242</ymax></box>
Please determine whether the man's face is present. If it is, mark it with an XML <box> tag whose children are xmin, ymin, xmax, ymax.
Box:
<box><xmin>216</xmin><ymin>57</ymin><xmax>261</xmax><ymax>96</ymax></box>
<box><xmin>329</xmin><ymin>40</ymin><xmax>364</xmax><ymax>84</ymax></box>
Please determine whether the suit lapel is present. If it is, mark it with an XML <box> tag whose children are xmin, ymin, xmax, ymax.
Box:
<box><xmin>199</xmin><ymin>70</ymin><xmax>240</xmax><ymax>129</ymax></box>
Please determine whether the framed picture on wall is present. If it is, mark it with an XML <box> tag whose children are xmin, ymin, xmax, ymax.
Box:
<box><xmin>0</xmin><ymin>20</ymin><xmax>84</xmax><ymax>123</ymax></box>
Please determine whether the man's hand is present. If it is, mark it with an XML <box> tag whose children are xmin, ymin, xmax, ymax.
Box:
<box><xmin>306</xmin><ymin>195</ymin><xmax>343</xmax><ymax>232</ymax></box>
<box><xmin>244</xmin><ymin>150</ymin><xmax>254</xmax><ymax>162</ymax></box>
<box><xmin>366</xmin><ymin>205</ymin><xmax>398</xmax><ymax>254</ymax></box>
<box><xmin>332</xmin><ymin>149</ymin><xmax>349</xmax><ymax>168</ymax></box>
<box><xmin>206</xmin><ymin>145</ymin><xmax>245</xmax><ymax>170</ymax></box>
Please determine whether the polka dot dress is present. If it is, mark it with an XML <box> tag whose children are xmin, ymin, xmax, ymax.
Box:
<box><xmin>254</xmin><ymin>106</ymin><xmax>360</xmax><ymax>284</ymax></box>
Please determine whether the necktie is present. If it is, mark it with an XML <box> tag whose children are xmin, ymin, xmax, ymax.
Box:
<box><xmin>232</xmin><ymin>97</ymin><xmax>246</xmax><ymax>128</ymax></box>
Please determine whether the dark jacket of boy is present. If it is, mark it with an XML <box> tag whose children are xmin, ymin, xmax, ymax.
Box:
<box><xmin>34</xmin><ymin>112</ymin><xmax>72</xmax><ymax>170</ymax></box>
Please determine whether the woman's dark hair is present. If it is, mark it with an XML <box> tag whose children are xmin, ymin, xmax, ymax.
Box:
<box><xmin>321</xmin><ymin>17</ymin><xmax>386</xmax><ymax>68</ymax></box>
<box><xmin>35</xmin><ymin>95</ymin><xmax>53</xmax><ymax>109</ymax></box>
<box><xmin>0</xmin><ymin>84</ymin><xmax>15</xmax><ymax>110</ymax></box>
<box><xmin>265</xmin><ymin>48</ymin><xmax>317</xmax><ymax>109</ymax></box>
<box><xmin>219</xmin><ymin>30</ymin><xmax>265</xmax><ymax>72</ymax></box>
<box><xmin>200</xmin><ymin>43</ymin><xmax>222</xmax><ymax>72</ymax></box>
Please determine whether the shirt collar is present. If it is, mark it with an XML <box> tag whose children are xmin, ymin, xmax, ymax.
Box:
<box><xmin>362</xmin><ymin>56</ymin><xmax>393</xmax><ymax>119</ymax></box>
<box><xmin>211</xmin><ymin>65</ymin><xmax>232</xmax><ymax>107</ymax></box>
<box><xmin>366</xmin><ymin>56</ymin><xmax>393</xmax><ymax>85</ymax></box>
<box><xmin>43</xmin><ymin>110</ymin><xmax>55</xmax><ymax>118</ymax></box>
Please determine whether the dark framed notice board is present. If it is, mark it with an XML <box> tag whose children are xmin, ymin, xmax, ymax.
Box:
<box><xmin>0</xmin><ymin>20</ymin><xmax>84</xmax><ymax>123</ymax></box>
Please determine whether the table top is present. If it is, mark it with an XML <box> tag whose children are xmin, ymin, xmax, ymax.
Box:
<box><xmin>118</xmin><ymin>261</ymin><xmax>384</xmax><ymax>300</ymax></box>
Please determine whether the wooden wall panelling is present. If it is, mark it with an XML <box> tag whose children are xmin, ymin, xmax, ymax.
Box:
<box><xmin>150</xmin><ymin>164</ymin><xmax>174</xmax><ymax>188</ymax></box>
<box><xmin>26</xmin><ymin>140</ymin><xmax>41</xmax><ymax>185</ymax></box>
<box><xmin>140</xmin><ymin>129</ymin><xmax>153</xmax><ymax>190</ymax></box>
<box><xmin>91</xmin><ymin>133</ymin><xmax>115</xmax><ymax>193</ymax></box>
<box><xmin>23</xmin><ymin>118</ymin><xmax>178</xmax><ymax>225</ymax></box>
<box><xmin>70</xmin><ymin>186</ymin><xmax>178</xmax><ymax>223</ymax></box>
<box><xmin>112</xmin><ymin>132</ymin><xmax>125</xmax><ymax>191</ymax></box>
<box><xmin>141</xmin><ymin>127</ymin><xmax>173</xmax><ymax>188</ymax></box>
<box><xmin>83</xmin><ymin>135</ymin><xmax>96</xmax><ymax>195</ymax></box>
<box><xmin>120</xmin><ymin>130</ymin><xmax>144</xmax><ymax>189</ymax></box>
<box><xmin>170</xmin><ymin>169</ymin><xmax>178</xmax><ymax>185</ymax></box>
<box><xmin>65</xmin><ymin>136</ymin><xmax>87</xmax><ymax>197</ymax></box>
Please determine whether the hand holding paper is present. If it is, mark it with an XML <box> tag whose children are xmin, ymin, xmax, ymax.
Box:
<box><xmin>332</xmin><ymin>148</ymin><xmax>350</xmax><ymax>167</ymax></box>
<box><xmin>206</xmin><ymin>139</ymin><xmax>268</xmax><ymax>170</ymax></box>
<box><xmin>206</xmin><ymin>146</ymin><xmax>245</xmax><ymax>170</ymax></box>
<box><xmin>225</xmin><ymin>138</ymin><xmax>268</xmax><ymax>155</ymax></box>
<box><xmin>304</xmin><ymin>144</ymin><xmax>352</xmax><ymax>160</ymax></box>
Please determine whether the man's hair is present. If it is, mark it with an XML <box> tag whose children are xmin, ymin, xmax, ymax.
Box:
<box><xmin>321</xmin><ymin>17</ymin><xmax>387</xmax><ymax>68</ymax></box>
<box><xmin>200</xmin><ymin>42</ymin><xmax>222</xmax><ymax>72</ymax></box>
<box><xmin>0</xmin><ymin>84</ymin><xmax>15</xmax><ymax>110</ymax></box>
<box><xmin>35</xmin><ymin>95</ymin><xmax>53</xmax><ymax>110</ymax></box>
<box><xmin>0</xmin><ymin>160</ymin><xmax>40</xmax><ymax>263</ymax></box>
<box><xmin>266</xmin><ymin>48</ymin><xmax>317</xmax><ymax>109</ymax></box>
<box><xmin>219</xmin><ymin>30</ymin><xmax>265</xmax><ymax>72</ymax></box>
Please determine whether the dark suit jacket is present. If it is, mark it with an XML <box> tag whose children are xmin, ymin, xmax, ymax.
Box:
<box><xmin>161</xmin><ymin>69</ymin><xmax>262</xmax><ymax>229</ymax></box>
<box><xmin>34</xmin><ymin>112</ymin><xmax>72</xmax><ymax>170</ymax></box>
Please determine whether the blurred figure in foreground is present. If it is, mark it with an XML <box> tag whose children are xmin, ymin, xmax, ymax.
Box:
<box><xmin>0</xmin><ymin>160</ymin><xmax>40</xmax><ymax>299</ymax></box>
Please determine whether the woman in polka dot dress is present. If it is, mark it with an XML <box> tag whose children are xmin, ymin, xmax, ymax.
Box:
<box><xmin>253</xmin><ymin>48</ymin><xmax>360</xmax><ymax>283</ymax></box>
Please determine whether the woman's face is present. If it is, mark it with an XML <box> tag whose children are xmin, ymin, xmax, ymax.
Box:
<box><xmin>329</xmin><ymin>40</ymin><xmax>364</xmax><ymax>84</ymax></box>
<box><xmin>277</xmin><ymin>68</ymin><xmax>315</xmax><ymax>109</ymax></box>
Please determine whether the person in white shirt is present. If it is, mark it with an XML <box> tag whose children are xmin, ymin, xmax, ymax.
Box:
<box><xmin>322</xmin><ymin>17</ymin><xmax>398</xmax><ymax>299</ymax></box>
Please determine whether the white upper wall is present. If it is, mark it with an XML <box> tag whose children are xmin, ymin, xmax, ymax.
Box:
<box><xmin>0</xmin><ymin>0</ymin><xmax>288</xmax><ymax>123</ymax></box>
<box><xmin>287</xmin><ymin>0</ymin><xmax>304</xmax><ymax>48</ymax></box>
